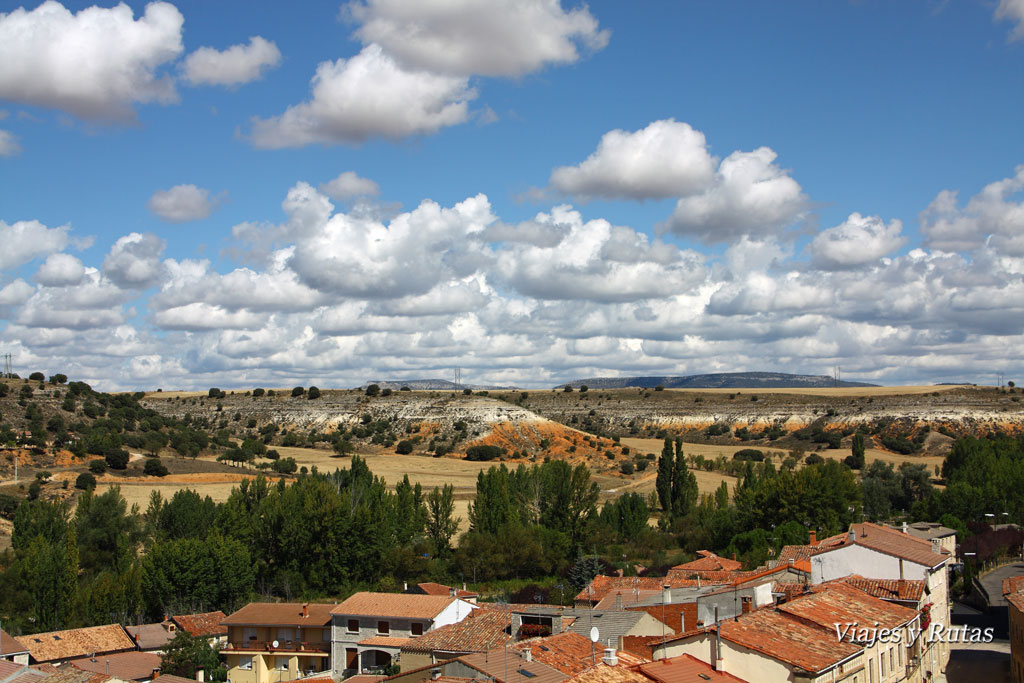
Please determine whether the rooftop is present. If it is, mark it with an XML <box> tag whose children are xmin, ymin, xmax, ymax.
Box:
<box><xmin>332</xmin><ymin>593</ymin><xmax>458</xmax><ymax>620</ymax></box>
<box><xmin>778</xmin><ymin>582</ymin><xmax>919</xmax><ymax>633</ymax></box>
<box><xmin>69</xmin><ymin>651</ymin><xmax>163</xmax><ymax>681</ymax></box>
<box><xmin>222</xmin><ymin>603</ymin><xmax>334</xmax><ymax>627</ymax></box>
<box><xmin>415</xmin><ymin>583</ymin><xmax>478</xmax><ymax>600</ymax></box>
<box><xmin>514</xmin><ymin>632</ymin><xmax>597</xmax><ymax>676</ymax></box>
<box><xmin>2</xmin><ymin>628</ymin><xmax>29</xmax><ymax>656</ymax></box>
<box><xmin>565</xmin><ymin>663</ymin><xmax>651</xmax><ymax>683</ymax></box>
<box><xmin>16</xmin><ymin>625</ymin><xmax>136</xmax><ymax>663</ymax></box>
<box><xmin>637</xmin><ymin>653</ymin><xmax>750</xmax><ymax>683</ymax></box>
<box><xmin>778</xmin><ymin>522</ymin><xmax>949</xmax><ymax>569</ymax></box>
<box><xmin>170</xmin><ymin>612</ymin><xmax>227</xmax><ymax>638</ymax></box>
<box><xmin>459</xmin><ymin>647</ymin><xmax>568</xmax><ymax>683</ymax></box>
<box><xmin>669</xmin><ymin>552</ymin><xmax>742</xmax><ymax>574</ymax></box>
<box><xmin>124</xmin><ymin>624</ymin><xmax>174</xmax><ymax>652</ymax></box>
<box><xmin>575</xmin><ymin>577</ymin><xmax>722</xmax><ymax>605</ymax></box>
<box><xmin>839</xmin><ymin>576</ymin><xmax>925</xmax><ymax>603</ymax></box>
<box><xmin>715</xmin><ymin>609</ymin><xmax>861</xmax><ymax>673</ymax></box>
<box><xmin>401</xmin><ymin>608</ymin><xmax>511</xmax><ymax>654</ymax></box>
<box><xmin>888</xmin><ymin>522</ymin><xmax>957</xmax><ymax>541</ymax></box>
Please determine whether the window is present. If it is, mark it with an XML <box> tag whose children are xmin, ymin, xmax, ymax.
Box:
<box><xmin>239</xmin><ymin>657</ymin><xmax>253</xmax><ymax>671</ymax></box>
<box><xmin>378</xmin><ymin>621</ymin><xmax>390</xmax><ymax>635</ymax></box>
<box><xmin>889</xmin><ymin>648</ymin><xmax>894</xmax><ymax>671</ymax></box>
<box><xmin>411</xmin><ymin>622</ymin><xmax>423</xmax><ymax>637</ymax></box>
<box><xmin>880</xmin><ymin>652</ymin><xmax>886</xmax><ymax>677</ymax></box>
<box><xmin>347</xmin><ymin>619</ymin><xmax>359</xmax><ymax>633</ymax></box>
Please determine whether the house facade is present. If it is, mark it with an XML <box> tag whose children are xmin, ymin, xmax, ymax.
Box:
<box><xmin>330</xmin><ymin>593</ymin><xmax>477</xmax><ymax>677</ymax></box>
<box><xmin>221</xmin><ymin>602</ymin><xmax>335</xmax><ymax>683</ymax></box>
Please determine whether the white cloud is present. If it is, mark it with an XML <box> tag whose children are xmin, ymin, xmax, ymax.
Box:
<box><xmin>810</xmin><ymin>213</ymin><xmax>906</xmax><ymax>270</ymax></box>
<box><xmin>0</xmin><ymin>219</ymin><xmax>70</xmax><ymax>270</ymax></box>
<box><xmin>549</xmin><ymin>119</ymin><xmax>716</xmax><ymax>200</ymax></box>
<box><xmin>248</xmin><ymin>44</ymin><xmax>475</xmax><ymax>148</ymax></box>
<box><xmin>0</xmin><ymin>279</ymin><xmax>34</xmax><ymax>306</ymax></box>
<box><xmin>0</xmin><ymin>129</ymin><xmax>21</xmax><ymax>156</ymax></box>
<box><xmin>996</xmin><ymin>0</ymin><xmax>1024</xmax><ymax>40</ymax></box>
<box><xmin>182</xmin><ymin>35</ymin><xmax>281</xmax><ymax>87</ymax></box>
<box><xmin>147</xmin><ymin>184</ymin><xmax>222</xmax><ymax>222</ymax></box>
<box><xmin>0</xmin><ymin>1</ymin><xmax>183</xmax><ymax>121</ymax></box>
<box><xmin>920</xmin><ymin>165</ymin><xmax>1024</xmax><ymax>254</ymax></box>
<box><xmin>153</xmin><ymin>303</ymin><xmax>267</xmax><ymax>330</ymax></box>
<box><xmin>102</xmin><ymin>232</ymin><xmax>166</xmax><ymax>288</ymax></box>
<box><xmin>661</xmin><ymin>147</ymin><xmax>808</xmax><ymax>243</ymax></box>
<box><xmin>36</xmin><ymin>253</ymin><xmax>86</xmax><ymax>286</ymax></box>
<box><xmin>347</xmin><ymin>0</ymin><xmax>609</xmax><ymax>77</ymax></box>
<box><xmin>319</xmin><ymin>171</ymin><xmax>380</xmax><ymax>199</ymax></box>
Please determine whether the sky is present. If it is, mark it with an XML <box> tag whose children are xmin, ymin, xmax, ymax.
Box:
<box><xmin>0</xmin><ymin>0</ymin><xmax>1023</xmax><ymax>391</ymax></box>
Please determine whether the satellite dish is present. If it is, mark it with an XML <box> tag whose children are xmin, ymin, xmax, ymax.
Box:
<box><xmin>272</xmin><ymin>640</ymin><xmax>279</xmax><ymax>648</ymax></box>
<box><xmin>589</xmin><ymin>627</ymin><xmax>599</xmax><ymax>643</ymax></box>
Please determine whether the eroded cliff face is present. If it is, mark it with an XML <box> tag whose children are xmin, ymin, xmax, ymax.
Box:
<box><xmin>141</xmin><ymin>385</ymin><xmax>1024</xmax><ymax>460</ymax></box>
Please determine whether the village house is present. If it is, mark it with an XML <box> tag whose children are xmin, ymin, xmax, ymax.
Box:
<box><xmin>1</xmin><ymin>628</ymin><xmax>30</xmax><ymax>664</ymax></box>
<box><xmin>0</xmin><ymin>660</ymin><xmax>52</xmax><ymax>683</ymax></box>
<box><xmin>67</xmin><ymin>652</ymin><xmax>163</xmax><ymax>683</ymax></box>
<box><xmin>330</xmin><ymin>592</ymin><xmax>477</xmax><ymax>678</ymax></box>
<box><xmin>169</xmin><ymin>612</ymin><xmax>229</xmax><ymax>649</ymax></box>
<box><xmin>1005</xmin><ymin>575</ymin><xmax>1024</xmax><ymax>683</ymax></box>
<box><xmin>221</xmin><ymin>603</ymin><xmax>335</xmax><ymax>683</ymax></box>
<box><xmin>398</xmin><ymin>608</ymin><xmax>511</xmax><ymax>670</ymax></box>
<box><xmin>15</xmin><ymin>626</ymin><xmax>136</xmax><ymax>667</ymax></box>
<box><xmin>635</xmin><ymin>653</ymin><xmax>749</xmax><ymax>683</ymax></box>
<box><xmin>408</xmin><ymin>584</ymin><xmax>478</xmax><ymax>604</ymax></box>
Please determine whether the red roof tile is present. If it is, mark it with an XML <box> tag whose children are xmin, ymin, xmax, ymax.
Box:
<box><xmin>566</xmin><ymin>663</ymin><xmax>651</xmax><ymax>683</ymax></box>
<box><xmin>778</xmin><ymin>582</ymin><xmax>919</xmax><ymax>633</ymax></box>
<box><xmin>779</xmin><ymin>523</ymin><xmax>949</xmax><ymax>570</ymax></box>
<box><xmin>222</xmin><ymin>603</ymin><xmax>334</xmax><ymax>627</ymax></box>
<box><xmin>333</xmin><ymin>593</ymin><xmax>459</xmax><ymax>620</ymax></box>
<box><xmin>715</xmin><ymin>610</ymin><xmax>861</xmax><ymax>673</ymax></box>
<box><xmin>171</xmin><ymin>612</ymin><xmax>227</xmax><ymax>638</ymax></box>
<box><xmin>401</xmin><ymin>608</ymin><xmax>511</xmax><ymax>654</ymax></box>
<box><xmin>576</xmin><ymin>577</ymin><xmax>725</xmax><ymax>604</ymax></box>
<box><xmin>637</xmin><ymin>653</ymin><xmax>749</xmax><ymax>683</ymax></box>
<box><xmin>625</xmin><ymin>604</ymin><xmax>696</xmax><ymax>634</ymax></box>
<box><xmin>514</xmin><ymin>632</ymin><xmax>596</xmax><ymax>675</ymax></box>
<box><xmin>358</xmin><ymin>637</ymin><xmax>411</xmax><ymax>648</ymax></box>
<box><xmin>669</xmin><ymin>552</ymin><xmax>742</xmax><ymax>574</ymax></box>
<box><xmin>838</xmin><ymin>576</ymin><xmax>925</xmax><ymax>602</ymax></box>
<box><xmin>2</xmin><ymin>628</ymin><xmax>29</xmax><ymax>655</ymax></box>
<box><xmin>416</xmin><ymin>583</ymin><xmax>478</xmax><ymax>599</ymax></box>
<box><xmin>69</xmin><ymin>652</ymin><xmax>163</xmax><ymax>681</ymax></box>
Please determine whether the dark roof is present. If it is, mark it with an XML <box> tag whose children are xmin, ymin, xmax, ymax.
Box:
<box><xmin>565</xmin><ymin>611</ymin><xmax>649</xmax><ymax>643</ymax></box>
<box><xmin>222</xmin><ymin>603</ymin><xmax>334</xmax><ymax>627</ymax></box>
<box><xmin>125</xmin><ymin>624</ymin><xmax>174</xmax><ymax>652</ymax></box>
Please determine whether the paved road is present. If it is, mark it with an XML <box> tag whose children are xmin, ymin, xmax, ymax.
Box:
<box><xmin>943</xmin><ymin>563</ymin><xmax>1024</xmax><ymax>682</ymax></box>
<box><xmin>981</xmin><ymin>562</ymin><xmax>1024</xmax><ymax>607</ymax></box>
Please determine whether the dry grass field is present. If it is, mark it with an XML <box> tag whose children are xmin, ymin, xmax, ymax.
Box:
<box><xmin>663</xmin><ymin>385</ymin><xmax>973</xmax><ymax>396</ymax></box>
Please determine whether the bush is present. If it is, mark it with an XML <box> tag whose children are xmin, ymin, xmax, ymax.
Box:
<box><xmin>105</xmin><ymin>450</ymin><xmax>130</xmax><ymax>470</ymax></box>
<box><xmin>804</xmin><ymin>453</ymin><xmax>825</xmax><ymax>466</ymax></box>
<box><xmin>620</xmin><ymin>461</ymin><xmax>635</xmax><ymax>475</ymax></box>
<box><xmin>307</xmin><ymin>386</ymin><xmax>321</xmax><ymax>399</ymax></box>
<box><xmin>365</xmin><ymin>384</ymin><xmax>380</xmax><ymax>397</ymax></box>
<box><xmin>563</xmin><ymin>385</ymin><xmax>573</xmax><ymax>392</ymax></box>
<box><xmin>463</xmin><ymin>388</ymin><xmax>472</xmax><ymax>395</ymax></box>
<box><xmin>208</xmin><ymin>387</ymin><xmax>221</xmax><ymax>398</ymax></box>
<box><xmin>396</xmin><ymin>440</ymin><xmax>414</xmax><ymax>455</ymax></box>
<box><xmin>49</xmin><ymin>374</ymin><xmax>67</xmax><ymax>384</ymax></box>
<box><xmin>400</xmin><ymin>386</ymin><xmax>411</xmax><ymax>391</ymax></box>
<box><xmin>75</xmin><ymin>472</ymin><xmax>96</xmax><ymax>490</ymax></box>
<box><xmin>88</xmin><ymin>459</ymin><xmax>107</xmax><ymax>474</ymax></box>
<box><xmin>382</xmin><ymin>387</ymin><xmax>393</xmax><ymax>397</ymax></box>
<box><xmin>29</xmin><ymin>372</ymin><xmax>45</xmax><ymax>382</ymax></box>
<box><xmin>272</xmin><ymin>457</ymin><xmax>298</xmax><ymax>474</ymax></box>
<box><xmin>291</xmin><ymin>386</ymin><xmax>306</xmax><ymax>397</ymax></box>
<box><xmin>143</xmin><ymin>459</ymin><xmax>169</xmax><ymax>477</ymax></box>
<box><xmin>655</xmin><ymin>385</ymin><xmax>665</xmax><ymax>391</ymax></box>
<box><xmin>733</xmin><ymin>449</ymin><xmax>765</xmax><ymax>461</ymax></box>
<box><xmin>465</xmin><ymin>445</ymin><xmax>504</xmax><ymax>461</ymax></box>
<box><xmin>579</xmin><ymin>385</ymin><xmax>588</xmax><ymax>393</ymax></box>
<box><xmin>252</xmin><ymin>387</ymin><xmax>265</xmax><ymax>397</ymax></box>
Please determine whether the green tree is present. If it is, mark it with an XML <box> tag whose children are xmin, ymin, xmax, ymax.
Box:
<box><xmin>671</xmin><ymin>440</ymin><xmax>698</xmax><ymax>518</ymax></box>
<box><xmin>845</xmin><ymin>433</ymin><xmax>866</xmax><ymax>470</ymax></box>
<box><xmin>161</xmin><ymin>630</ymin><xmax>225</xmax><ymax>680</ymax></box>
<box><xmin>365</xmin><ymin>384</ymin><xmax>380</xmax><ymax>397</ymax></box>
<box><xmin>425</xmin><ymin>484</ymin><xmax>459</xmax><ymax>557</ymax></box>
<box><xmin>75</xmin><ymin>487</ymin><xmax>143</xmax><ymax>575</ymax></box>
<box><xmin>656</xmin><ymin>438</ymin><xmax>673</xmax><ymax>512</ymax></box>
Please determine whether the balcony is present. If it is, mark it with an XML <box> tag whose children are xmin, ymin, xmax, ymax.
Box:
<box><xmin>225</xmin><ymin>640</ymin><xmax>331</xmax><ymax>654</ymax></box>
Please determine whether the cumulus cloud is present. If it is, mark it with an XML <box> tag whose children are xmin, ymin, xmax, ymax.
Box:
<box><xmin>319</xmin><ymin>171</ymin><xmax>380</xmax><ymax>199</ymax></box>
<box><xmin>0</xmin><ymin>129</ymin><xmax>20</xmax><ymax>156</ymax></box>
<box><xmin>661</xmin><ymin>147</ymin><xmax>808</xmax><ymax>243</ymax></box>
<box><xmin>102</xmin><ymin>232</ymin><xmax>166</xmax><ymax>288</ymax></box>
<box><xmin>0</xmin><ymin>219</ymin><xmax>70</xmax><ymax>270</ymax></box>
<box><xmin>810</xmin><ymin>213</ymin><xmax>906</xmax><ymax>270</ymax></box>
<box><xmin>36</xmin><ymin>253</ymin><xmax>86</xmax><ymax>286</ymax></box>
<box><xmin>182</xmin><ymin>35</ymin><xmax>281</xmax><ymax>86</ymax></box>
<box><xmin>0</xmin><ymin>279</ymin><xmax>34</xmax><ymax>306</ymax></box>
<box><xmin>347</xmin><ymin>0</ymin><xmax>608</xmax><ymax>77</ymax></box>
<box><xmin>0</xmin><ymin>1</ymin><xmax>183</xmax><ymax>121</ymax></box>
<box><xmin>996</xmin><ymin>0</ymin><xmax>1024</xmax><ymax>40</ymax></box>
<box><xmin>549</xmin><ymin>120</ymin><xmax>716</xmax><ymax>200</ymax></box>
<box><xmin>147</xmin><ymin>184</ymin><xmax>222</xmax><ymax>222</ymax></box>
<box><xmin>920</xmin><ymin>165</ymin><xmax>1024</xmax><ymax>254</ymax></box>
<box><xmin>248</xmin><ymin>44</ymin><xmax>475</xmax><ymax>148</ymax></box>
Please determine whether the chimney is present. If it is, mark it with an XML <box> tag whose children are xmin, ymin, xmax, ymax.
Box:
<box><xmin>152</xmin><ymin>669</ymin><xmax>160</xmax><ymax>679</ymax></box>
<box><xmin>788</xmin><ymin>558</ymin><xmax>794</xmax><ymax>567</ymax></box>
<box><xmin>732</xmin><ymin>553</ymin><xmax>737</xmax><ymax>562</ymax></box>
<box><xmin>523</xmin><ymin>648</ymin><xmax>532</xmax><ymax>662</ymax></box>
<box><xmin>431</xmin><ymin>669</ymin><xmax>442</xmax><ymax>681</ymax></box>
<box><xmin>902</xmin><ymin>522</ymin><xmax>909</xmax><ymax>534</ymax></box>
<box><xmin>449</xmin><ymin>586</ymin><xmax>457</xmax><ymax>598</ymax></box>
<box><xmin>662</xmin><ymin>584</ymin><xmax>671</xmax><ymax>605</ymax></box>
<box><xmin>301</xmin><ymin>603</ymin><xmax>309</xmax><ymax>618</ymax></box>
<box><xmin>602</xmin><ymin>648</ymin><xmax>618</xmax><ymax>667</ymax></box>
<box><xmin>848</xmin><ymin>529</ymin><xmax>856</xmax><ymax>543</ymax></box>
<box><xmin>931</xmin><ymin>538</ymin><xmax>941</xmax><ymax>554</ymax></box>
<box><xmin>809</xmin><ymin>530</ymin><xmax>817</xmax><ymax>545</ymax></box>
<box><xmin>404</xmin><ymin>582</ymin><xmax>409</xmax><ymax>592</ymax></box>
<box><xmin>197</xmin><ymin>669</ymin><xmax>205</xmax><ymax>683</ymax></box>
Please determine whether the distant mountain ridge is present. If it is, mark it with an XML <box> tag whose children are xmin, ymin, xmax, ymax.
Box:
<box><xmin>562</xmin><ymin>371</ymin><xmax>878</xmax><ymax>389</ymax></box>
<box><xmin>359</xmin><ymin>379</ymin><xmax>521</xmax><ymax>391</ymax></box>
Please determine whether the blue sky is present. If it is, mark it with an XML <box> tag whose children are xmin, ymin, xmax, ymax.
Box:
<box><xmin>0</xmin><ymin>0</ymin><xmax>1022</xmax><ymax>390</ymax></box>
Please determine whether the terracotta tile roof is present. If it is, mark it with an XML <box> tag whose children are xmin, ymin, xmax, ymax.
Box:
<box><xmin>637</xmin><ymin>654</ymin><xmax>750</xmax><ymax>683</ymax></box>
<box><xmin>780</xmin><ymin>523</ymin><xmax>949</xmax><ymax>570</ymax></box>
<box><xmin>2</xmin><ymin>628</ymin><xmax>29</xmax><ymax>655</ymax></box>
<box><xmin>594</xmin><ymin>590</ymin><xmax>662</xmax><ymax>611</ymax></box>
<box><xmin>839</xmin><ymin>576</ymin><xmax>925</xmax><ymax>602</ymax></box>
<box><xmin>664</xmin><ymin>570</ymin><xmax>749</xmax><ymax>584</ymax></box>
<box><xmin>0</xmin><ymin>661</ymin><xmax>25</xmax><ymax>679</ymax></box>
<box><xmin>731</xmin><ymin>561</ymin><xmax>810</xmax><ymax>587</ymax></box>
<box><xmin>150</xmin><ymin>675</ymin><xmax>198</xmax><ymax>683</ymax></box>
<box><xmin>771</xmin><ymin>582</ymin><xmax>809</xmax><ymax>601</ymax></box>
<box><xmin>341</xmin><ymin>675</ymin><xmax>385</xmax><ymax>683</ymax></box>
<box><xmin>459</xmin><ymin>647</ymin><xmax>568</xmax><ymax>683</ymax></box>
<box><xmin>358</xmin><ymin>637</ymin><xmax>411</xmax><ymax>648</ymax></box>
<box><xmin>17</xmin><ymin>625</ymin><xmax>136</xmax><ymax>663</ymax></box>
<box><xmin>625</xmin><ymin>604</ymin><xmax>696</xmax><ymax>634</ymax></box>
<box><xmin>669</xmin><ymin>552</ymin><xmax>742</xmax><ymax>574</ymax></box>
<box><xmin>125</xmin><ymin>624</ymin><xmax>173</xmax><ymax>652</ymax></box>
<box><xmin>401</xmin><ymin>608</ymin><xmax>511</xmax><ymax>654</ymax></box>
<box><xmin>69</xmin><ymin>651</ymin><xmax>163</xmax><ymax>681</ymax></box>
<box><xmin>1007</xmin><ymin>591</ymin><xmax>1024</xmax><ymax>613</ymax></box>
<box><xmin>4</xmin><ymin>666</ymin><xmax>51</xmax><ymax>683</ymax></box>
<box><xmin>566</xmin><ymin>663</ymin><xmax>650</xmax><ymax>683</ymax></box>
<box><xmin>714</xmin><ymin>610</ymin><xmax>861</xmax><ymax>673</ymax></box>
<box><xmin>619</xmin><ymin>636</ymin><xmax>666</xmax><ymax>661</ymax></box>
<box><xmin>43</xmin><ymin>669</ymin><xmax>117</xmax><ymax>683</ymax></box>
<box><xmin>221</xmin><ymin>603</ymin><xmax>334</xmax><ymax>627</ymax></box>
<box><xmin>576</xmin><ymin>577</ymin><xmax>724</xmax><ymax>604</ymax></box>
<box><xmin>416</xmin><ymin>583</ymin><xmax>478</xmax><ymax>599</ymax></box>
<box><xmin>170</xmin><ymin>612</ymin><xmax>227</xmax><ymax>638</ymax></box>
<box><xmin>332</xmin><ymin>593</ymin><xmax>458</xmax><ymax>620</ymax></box>
<box><xmin>514</xmin><ymin>632</ymin><xmax>596</xmax><ymax>675</ymax></box>
<box><xmin>1003</xmin><ymin>575</ymin><xmax>1024</xmax><ymax>597</ymax></box>
<box><xmin>780</xmin><ymin>582</ymin><xmax>919</xmax><ymax>633</ymax></box>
